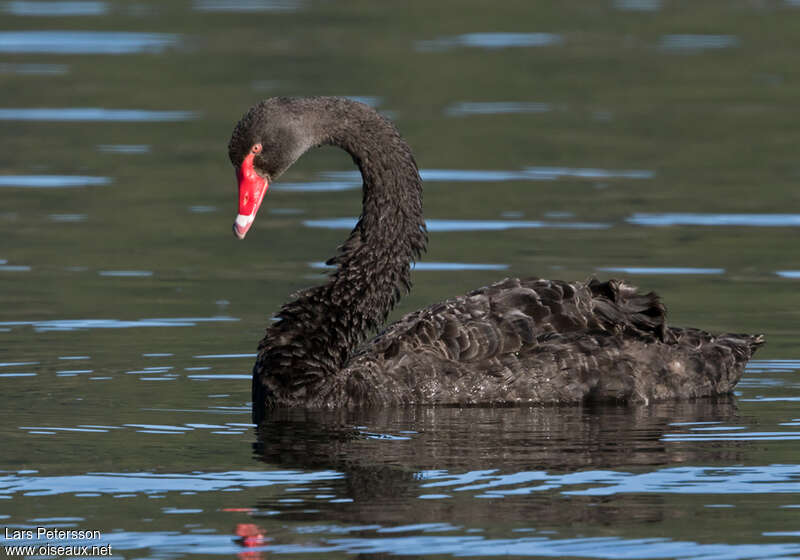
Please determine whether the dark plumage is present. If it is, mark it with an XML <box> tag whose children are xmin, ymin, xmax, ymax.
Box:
<box><xmin>227</xmin><ymin>97</ymin><xmax>764</xmax><ymax>421</ymax></box>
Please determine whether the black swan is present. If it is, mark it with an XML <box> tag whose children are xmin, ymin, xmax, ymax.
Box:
<box><xmin>228</xmin><ymin>97</ymin><xmax>763</xmax><ymax>420</ymax></box>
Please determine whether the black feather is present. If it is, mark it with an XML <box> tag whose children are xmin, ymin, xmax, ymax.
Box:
<box><xmin>229</xmin><ymin>97</ymin><xmax>764</xmax><ymax>415</ymax></box>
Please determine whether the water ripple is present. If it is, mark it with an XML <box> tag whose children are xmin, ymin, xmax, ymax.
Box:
<box><xmin>0</xmin><ymin>470</ymin><xmax>342</xmax><ymax>497</ymax></box>
<box><xmin>193</xmin><ymin>0</ymin><xmax>302</xmax><ymax>12</ymax></box>
<box><xmin>0</xmin><ymin>316</ymin><xmax>238</xmax><ymax>333</ymax></box>
<box><xmin>0</xmin><ymin>108</ymin><xmax>197</xmax><ymax>121</ymax></box>
<box><xmin>660</xmin><ymin>34</ymin><xmax>740</xmax><ymax>52</ymax></box>
<box><xmin>628</xmin><ymin>213</ymin><xmax>800</xmax><ymax>227</ymax></box>
<box><xmin>97</xmin><ymin>144</ymin><xmax>150</xmax><ymax>154</ymax></box>
<box><xmin>324</xmin><ymin>167</ymin><xmax>654</xmax><ymax>183</ymax></box>
<box><xmin>49</xmin><ymin>214</ymin><xmax>87</xmax><ymax>222</ymax></box>
<box><xmin>193</xmin><ymin>353</ymin><xmax>256</xmax><ymax>359</ymax></box>
<box><xmin>0</xmin><ymin>527</ymin><xmax>796</xmax><ymax>558</ymax></box>
<box><xmin>98</xmin><ymin>270</ymin><xmax>153</xmax><ymax>277</ymax></box>
<box><xmin>305</xmin><ymin>218</ymin><xmax>610</xmax><ymax>232</ymax></box>
<box><xmin>343</xmin><ymin>96</ymin><xmax>382</xmax><ymax>108</ymax></box>
<box><xmin>745</xmin><ymin>360</ymin><xmax>800</xmax><ymax>376</ymax></box>
<box><xmin>277</xmin><ymin>534</ymin><xmax>800</xmax><ymax>558</ymax></box>
<box><xmin>2</xmin><ymin>528</ymin><xmax>799</xmax><ymax>559</ymax></box>
<box><xmin>310</xmin><ymin>261</ymin><xmax>509</xmax><ymax>271</ymax></box>
<box><xmin>614</xmin><ymin>0</ymin><xmax>661</xmax><ymax>11</ymax></box>
<box><xmin>3</xmin><ymin>1</ymin><xmax>107</xmax><ymax>16</ymax></box>
<box><xmin>421</xmin><ymin>465</ymin><xmax>800</xmax><ymax>498</ymax></box>
<box><xmin>663</xmin><ymin>432</ymin><xmax>800</xmax><ymax>442</ymax></box>
<box><xmin>445</xmin><ymin>102</ymin><xmax>552</xmax><ymax>117</ymax></box>
<box><xmin>0</xmin><ymin>265</ymin><xmax>31</xmax><ymax>271</ymax></box>
<box><xmin>0</xmin><ymin>31</ymin><xmax>180</xmax><ymax>54</ymax></box>
<box><xmin>598</xmin><ymin>267</ymin><xmax>725</xmax><ymax>275</ymax></box>
<box><xmin>278</xmin><ymin>167</ymin><xmax>653</xmax><ymax>193</ymax></box>
<box><xmin>186</xmin><ymin>374</ymin><xmax>251</xmax><ymax>379</ymax></box>
<box><xmin>417</xmin><ymin>32</ymin><xmax>563</xmax><ymax>52</ymax></box>
<box><xmin>0</xmin><ymin>175</ymin><xmax>110</xmax><ymax>188</ymax></box>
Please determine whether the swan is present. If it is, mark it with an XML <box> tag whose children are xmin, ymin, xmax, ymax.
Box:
<box><xmin>228</xmin><ymin>96</ymin><xmax>763</xmax><ymax>420</ymax></box>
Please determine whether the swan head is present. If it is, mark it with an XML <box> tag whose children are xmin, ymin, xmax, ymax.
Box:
<box><xmin>228</xmin><ymin>98</ymin><xmax>318</xmax><ymax>239</ymax></box>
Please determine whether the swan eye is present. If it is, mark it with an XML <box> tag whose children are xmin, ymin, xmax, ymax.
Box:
<box><xmin>251</xmin><ymin>144</ymin><xmax>262</xmax><ymax>154</ymax></box>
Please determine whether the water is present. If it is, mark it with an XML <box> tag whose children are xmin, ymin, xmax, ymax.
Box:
<box><xmin>2</xmin><ymin>2</ymin><xmax>108</xmax><ymax>17</ymax></box>
<box><xmin>0</xmin><ymin>108</ymin><xmax>197</xmax><ymax>121</ymax></box>
<box><xmin>2</xmin><ymin>1</ymin><xmax>800</xmax><ymax>558</ymax></box>
<box><xmin>0</xmin><ymin>175</ymin><xmax>111</xmax><ymax>188</ymax></box>
<box><xmin>0</xmin><ymin>31</ymin><xmax>180</xmax><ymax>54</ymax></box>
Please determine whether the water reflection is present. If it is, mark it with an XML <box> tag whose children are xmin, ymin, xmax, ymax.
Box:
<box><xmin>0</xmin><ymin>108</ymin><xmax>196</xmax><ymax>121</ymax></box>
<box><xmin>254</xmin><ymin>402</ymin><xmax>747</xmax><ymax>475</ymax></box>
<box><xmin>3</xmin><ymin>391</ymin><xmax>799</xmax><ymax>557</ymax></box>
<box><xmin>145</xmin><ymin>402</ymin><xmax>784</xmax><ymax>557</ymax></box>
<box><xmin>0</xmin><ymin>31</ymin><xmax>179</xmax><ymax>54</ymax></box>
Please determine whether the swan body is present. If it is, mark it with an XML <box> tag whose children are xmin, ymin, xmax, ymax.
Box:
<box><xmin>226</xmin><ymin>97</ymin><xmax>763</xmax><ymax>420</ymax></box>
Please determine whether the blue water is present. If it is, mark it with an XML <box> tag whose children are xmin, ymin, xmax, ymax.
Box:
<box><xmin>2</xmin><ymin>1</ymin><xmax>108</xmax><ymax>16</ymax></box>
<box><xmin>0</xmin><ymin>31</ymin><xmax>179</xmax><ymax>54</ymax></box>
<box><xmin>597</xmin><ymin>267</ymin><xmax>726</xmax><ymax>275</ymax></box>
<box><xmin>627</xmin><ymin>213</ymin><xmax>800</xmax><ymax>227</ymax></box>
<box><xmin>304</xmin><ymin>218</ymin><xmax>611</xmax><ymax>231</ymax></box>
<box><xmin>416</xmin><ymin>32</ymin><xmax>564</xmax><ymax>52</ymax></box>
<box><xmin>0</xmin><ymin>108</ymin><xmax>197</xmax><ymax>121</ymax></box>
<box><xmin>0</xmin><ymin>175</ymin><xmax>111</xmax><ymax>187</ymax></box>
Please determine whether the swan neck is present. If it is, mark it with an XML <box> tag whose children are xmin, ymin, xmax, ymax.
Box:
<box><xmin>261</xmin><ymin>99</ymin><xmax>426</xmax><ymax>390</ymax></box>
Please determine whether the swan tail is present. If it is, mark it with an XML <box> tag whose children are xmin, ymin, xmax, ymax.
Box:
<box><xmin>587</xmin><ymin>277</ymin><xmax>669</xmax><ymax>341</ymax></box>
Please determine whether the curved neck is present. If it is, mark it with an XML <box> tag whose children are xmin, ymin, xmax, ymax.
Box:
<box><xmin>259</xmin><ymin>99</ymin><xmax>427</xmax><ymax>399</ymax></box>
